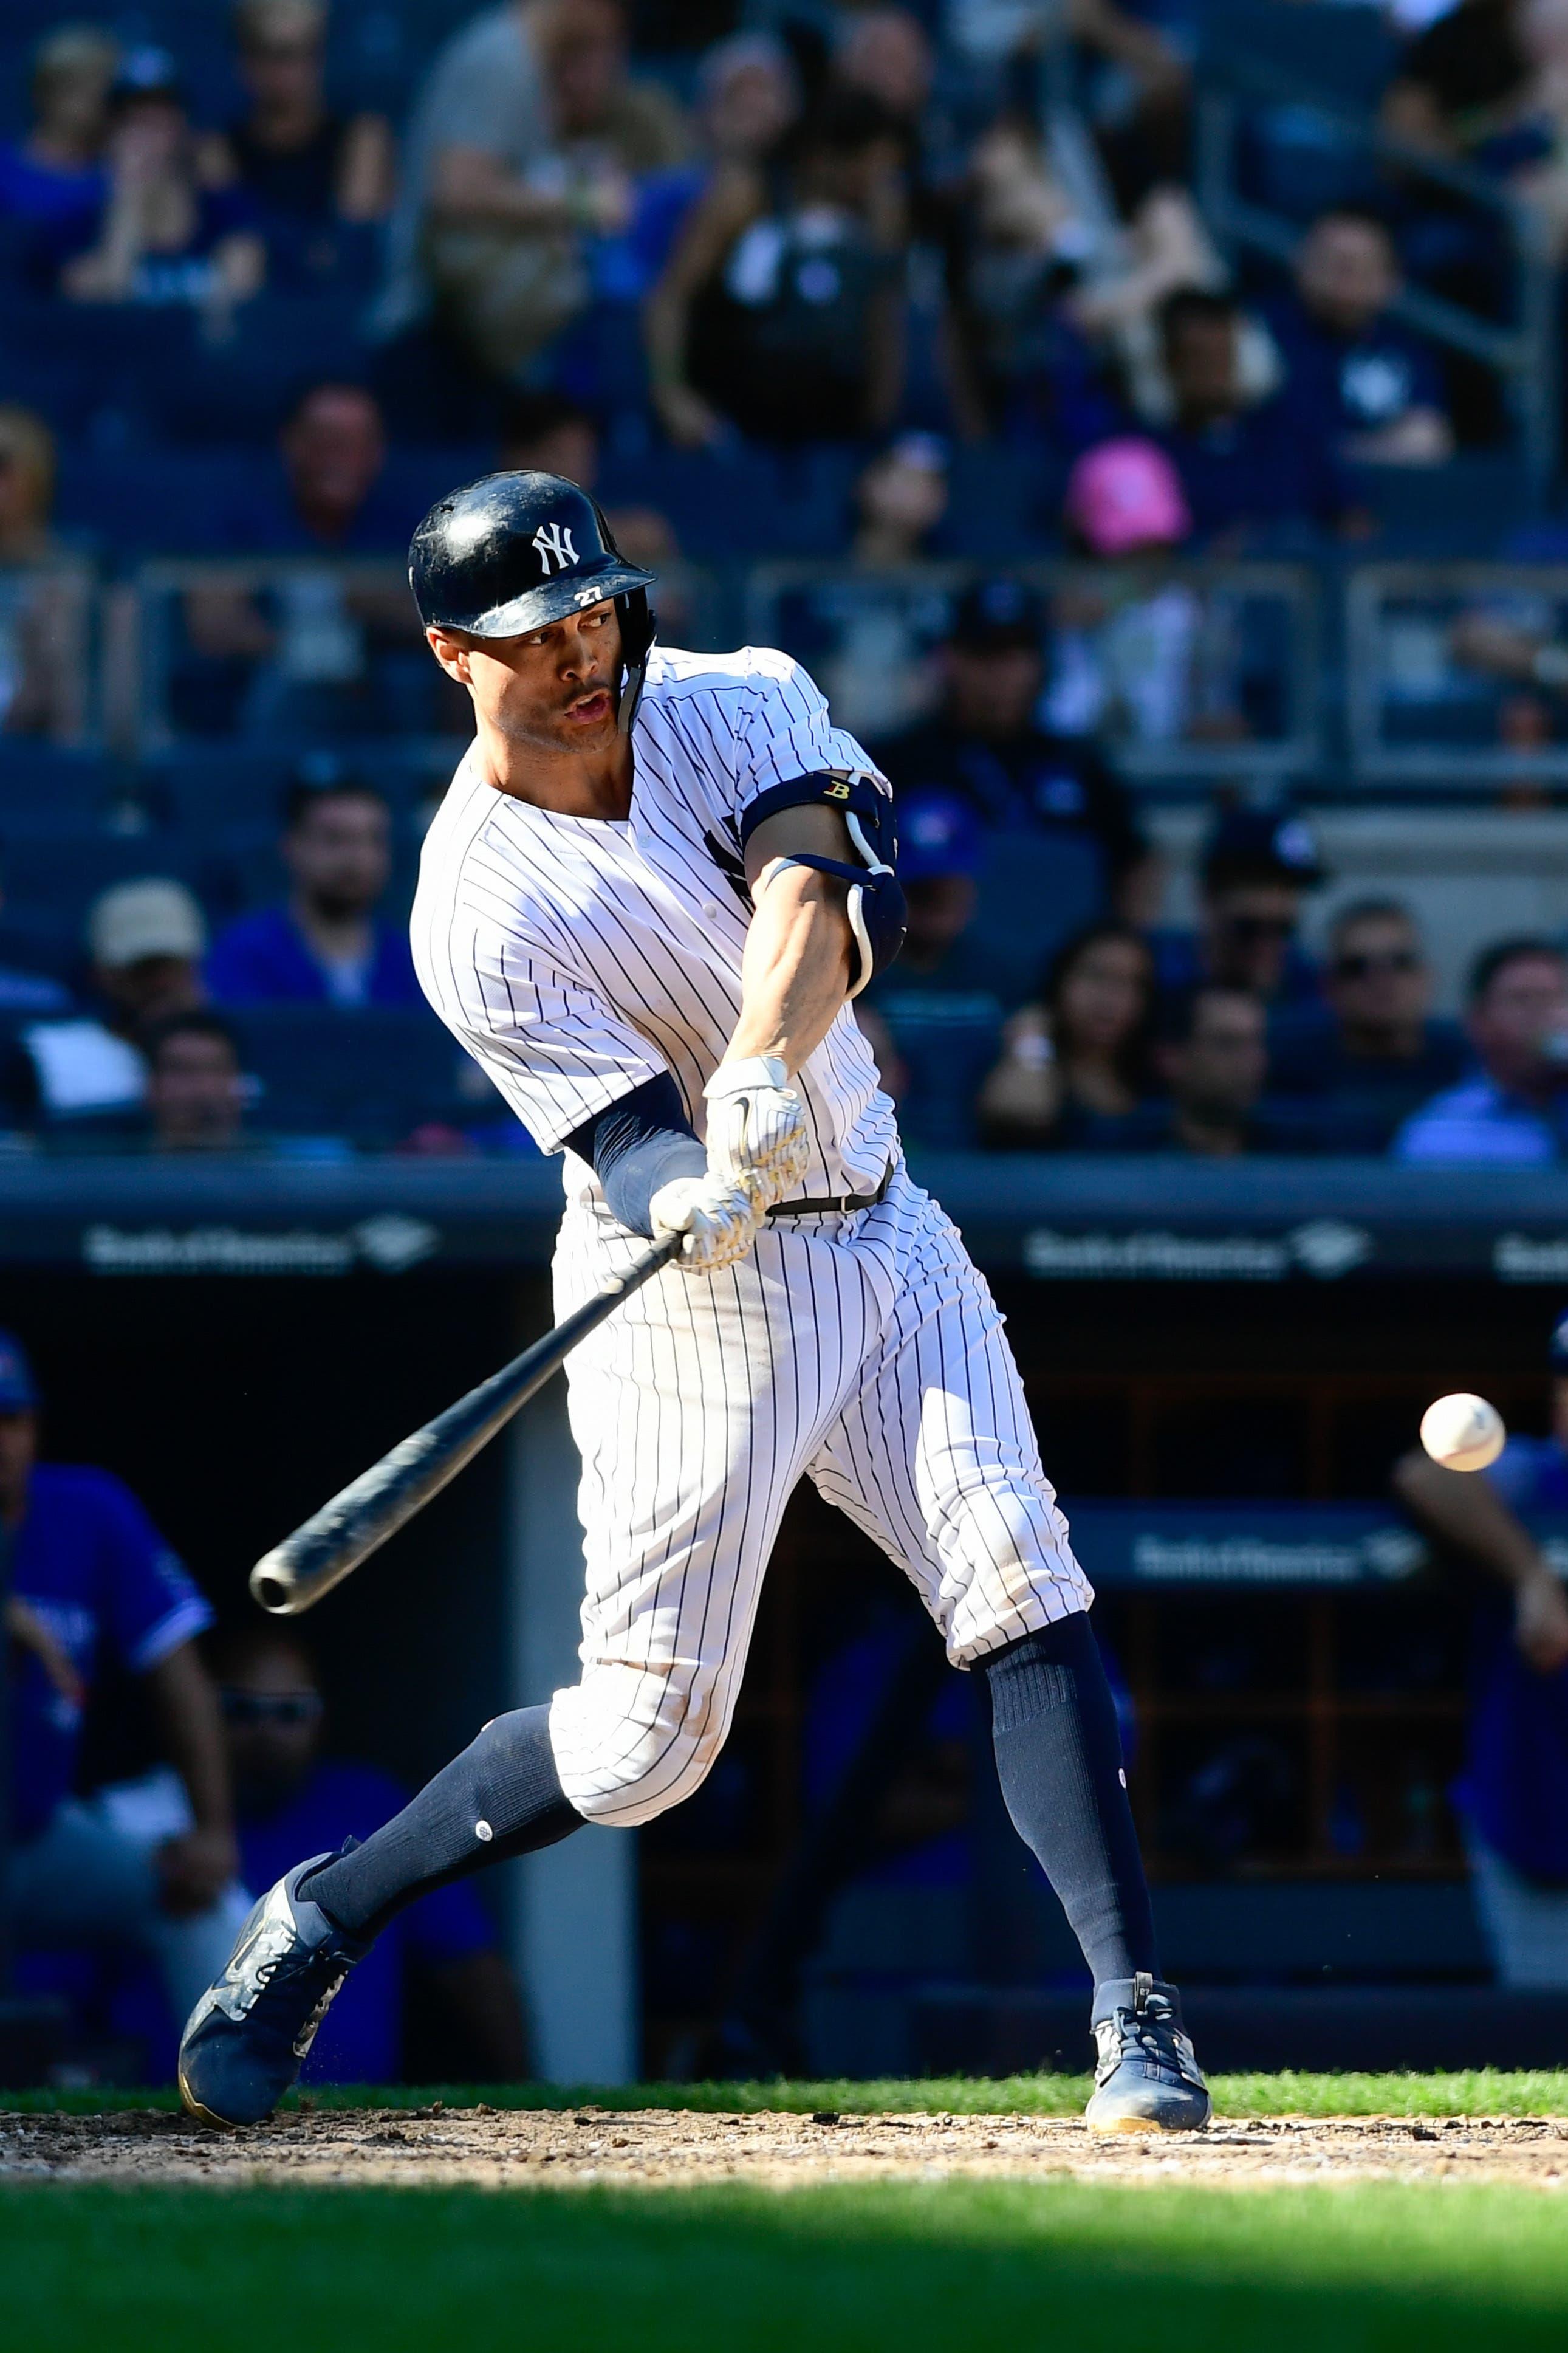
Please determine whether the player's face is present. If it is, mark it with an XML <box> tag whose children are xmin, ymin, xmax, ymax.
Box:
<box><xmin>432</xmin><ymin>602</ymin><xmax>624</xmax><ymax>755</ymax></box>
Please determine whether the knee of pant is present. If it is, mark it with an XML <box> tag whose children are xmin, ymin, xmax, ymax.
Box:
<box><xmin>551</xmin><ymin>1672</ymin><xmax>728</xmax><ymax>1829</ymax></box>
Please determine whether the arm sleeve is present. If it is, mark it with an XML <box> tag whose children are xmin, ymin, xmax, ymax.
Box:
<box><xmin>95</xmin><ymin>1475</ymin><xmax>214</xmax><ymax>1673</ymax></box>
<box><xmin>562</xmin><ymin>1071</ymin><xmax>706</xmax><ymax>1236</ymax></box>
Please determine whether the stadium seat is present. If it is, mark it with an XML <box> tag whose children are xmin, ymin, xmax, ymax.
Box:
<box><xmin>1200</xmin><ymin>0</ymin><xmax>1397</xmax><ymax>111</ymax></box>
<box><xmin>1354</xmin><ymin>458</ymin><xmax>1535</xmax><ymax>557</ymax></box>
<box><xmin>971</xmin><ymin>828</ymin><xmax>1109</xmax><ymax>1008</ymax></box>
<box><xmin>0</xmin><ymin>748</ymin><xmax>118</xmax><ymax>825</ymax></box>
<box><xmin>230</xmin><ymin>1003</ymin><xmax>483</xmax><ymax>1144</ymax></box>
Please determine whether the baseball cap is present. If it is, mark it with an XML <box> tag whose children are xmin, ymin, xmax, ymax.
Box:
<box><xmin>897</xmin><ymin>789</ymin><xmax>984</xmax><ymax>882</ymax></box>
<box><xmin>0</xmin><ymin>1330</ymin><xmax>38</xmax><ymax>1412</ymax></box>
<box><xmin>947</xmin><ymin>577</ymin><xmax>1044</xmax><ymax>652</ymax></box>
<box><xmin>1065</xmin><ymin>438</ymin><xmax>1191</xmax><ymax>557</ymax></box>
<box><xmin>87</xmin><ymin>878</ymin><xmax>207</xmax><ymax>970</ymax></box>
<box><xmin>1201</xmin><ymin>805</ymin><xmax>1327</xmax><ymax>890</ymax></box>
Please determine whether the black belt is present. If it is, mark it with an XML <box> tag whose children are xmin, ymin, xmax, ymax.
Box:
<box><xmin>767</xmin><ymin>1161</ymin><xmax>894</xmax><ymax>1220</ymax></box>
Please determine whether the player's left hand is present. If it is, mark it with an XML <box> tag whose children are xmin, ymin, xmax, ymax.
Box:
<box><xmin>704</xmin><ymin>1055</ymin><xmax>810</xmax><ymax>1211</ymax></box>
<box><xmin>650</xmin><ymin>1172</ymin><xmax>762</xmax><ymax>1273</ymax></box>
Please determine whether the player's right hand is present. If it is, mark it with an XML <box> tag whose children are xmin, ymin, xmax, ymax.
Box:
<box><xmin>649</xmin><ymin>1172</ymin><xmax>762</xmax><ymax>1274</ymax></box>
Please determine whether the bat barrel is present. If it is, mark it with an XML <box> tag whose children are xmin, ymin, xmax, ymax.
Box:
<box><xmin>250</xmin><ymin>1232</ymin><xmax>680</xmax><ymax>1615</ymax></box>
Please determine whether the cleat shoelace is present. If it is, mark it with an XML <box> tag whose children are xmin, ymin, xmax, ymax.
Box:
<box><xmin>1095</xmin><ymin>2002</ymin><xmax>1202</xmax><ymax>2090</ymax></box>
<box><xmin>237</xmin><ymin>1942</ymin><xmax>352</xmax><ymax>2066</ymax></box>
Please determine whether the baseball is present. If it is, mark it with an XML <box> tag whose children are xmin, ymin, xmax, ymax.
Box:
<box><xmin>1420</xmin><ymin>1392</ymin><xmax>1506</xmax><ymax>1473</ymax></box>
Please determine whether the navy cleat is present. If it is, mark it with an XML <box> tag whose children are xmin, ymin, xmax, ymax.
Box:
<box><xmin>178</xmin><ymin>1857</ymin><xmax>366</xmax><ymax>2128</ymax></box>
<box><xmin>1084</xmin><ymin>1972</ymin><xmax>1211</xmax><ymax>2135</ymax></box>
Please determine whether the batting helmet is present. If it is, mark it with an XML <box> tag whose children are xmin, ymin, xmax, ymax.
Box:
<box><xmin>409</xmin><ymin>471</ymin><xmax>657</xmax><ymax>726</ymax></box>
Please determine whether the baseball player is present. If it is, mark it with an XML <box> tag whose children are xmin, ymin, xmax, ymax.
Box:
<box><xmin>179</xmin><ymin>474</ymin><xmax>1210</xmax><ymax>2134</ymax></box>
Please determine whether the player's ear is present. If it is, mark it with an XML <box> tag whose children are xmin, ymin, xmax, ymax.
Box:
<box><xmin>426</xmin><ymin>627</ymin><xmax>472</xmax><ymax>685</ymax></box>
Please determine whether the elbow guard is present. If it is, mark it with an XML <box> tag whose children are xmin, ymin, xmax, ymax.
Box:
<box><xmin>755</xmin><ymin>854</ymin><xmax>907</xmax><ymax>998</ymax></box>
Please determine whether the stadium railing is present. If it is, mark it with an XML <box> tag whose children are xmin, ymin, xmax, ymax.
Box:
<box><xmin>742</xmin><ymin>559</ymin><xmax>1321</xmax><ymax>788</ymax></box>
<box><xmin>1347</xmin><ymin>563</ymin><xmax>1568</xmax><ymax>789</ymax></box>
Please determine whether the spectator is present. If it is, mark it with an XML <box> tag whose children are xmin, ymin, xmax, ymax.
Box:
<box><xmin>856</xmin><ymin>789</ymin><xmax>1014</xmax><ymax>1147</ymax></box>
<box><xmin>1</xmin><ymin>1331</ymin><xmax>245</xmax><ymax>2033</ymax></box>
<box><xmin>1395</xmin><ymin>937</ymin><xmax>1568</xmax><ymax>1162</ymax></box>
<box><xmin>1270</xmin><ymin>211</ymin><xmax>1453</xmax><ymax>467</ymax></box>
<box><xmin>1046</xmin><ymin>436</ymin><xmax>1241</xmax><ymax>749</ymax></box>
<box><xmin>1383</xmin><ymin>0</ymin><xmax>1530</xmax><ymax>160</ymax></box>
<box><xmin>543</xmin><ymin>0</ymin><xmax>689</xmax><ymax>173</ymax></box>
<box><xmin>1268</xmin><ymin>900</ymin><xmax>1471</xmax><ymax>1150</ymax></box>
<box><xmin>222</xmin><ymin>380</ymin><xmax>402</xmax><ymax>554</ymax></box>
<box><xmin>206</xmin><ymin>775</ymin><xmax>420</xmax><ymax>1008</ymax></box>
<box><xmin>1393</xmin><ymin>1310</ymin><xmax>1568</xmax><ymax>1987</ymax></box>
<box><xmin>851</xmin><ymin>430</ymin><xmax>949</xmax><ymax>565</ymax></box>
<box><xmin>0</xmin><ymin>25</ymin><xmax>117</xmax><ymax>285</ymax></box>
<box><xmin>213</xmin><ymin>1623</ymin><xmax>529</xmax><ymax>2081</ymax></box>
<box><xmin>0</xmin><ymin>405</ymin><xmax>84</xmax><ymax>740</ymax></box>
<box><xmin>201</xmin><ymin>0</ymin><xmax>394</xmax><ymax>287</ymax></box>
<box><xmin>874</xmin><ymin>577</ymin><xmax>1154</xmax><ymax>921</ymax></box>
<box><xmin>18</xmin><ymin>880</ymin><xmax>207</xmax><ymax>1127</ymax></box>
<box><xmin>1154</xmin><ymin>289</ymin><xmax>1359</xmax><ymax>546</ymax></box>
<box><xmin>142</xmin><ymin>1011</ymin><xmax>249</xmax><ymax>1153</ymax></box>
<box><xmin>646</xmin><ymin>88</ymin><xmax>908</xmax><ymax>447</ymax></box>
<box><xmin>622</xmin><ymin>32</ymin><xmax>800</xmax><ymax>291</ymax></box>
<box><xmin>384</xmin><ymin>0</ymin><xmax>673</xmax><ymax>380</ymax></box>
<box><xmin>1151</xmin><ymin>804</ymin><xmax>1326</xmax><ymax>1009</ymax></box>
<box><xmin>499</xmin><ymin>388</ymin><xmax>679</xmax><ymax>571</ymax></box>
<box><xmin>978</xmin><ymin>921</ymin><xmax>1162</xmax><ymax>1150</ymax></box>
<box><xmin>940</xmin><ymin>112</ymin><xmax>1120</xmax><ymax>447</ymax></box>
<box><xmin>58</xmin><ymin>48</ymin><xmax>265</xmax><ymax>309</ymax></box>
<box><xmin>187</xmin><ymin>383</ymin><xmax>423</xmax><ymax>731</ymax></box>
<box><xmin>1151</xmin><ymin>983</ymin><xmax>1274</xmax><ymax>1156</ymax></box>
<box><xmin>943</xmin><ymin>111</ymin><xmax>1214</xmax><ymax>444</ymax></box>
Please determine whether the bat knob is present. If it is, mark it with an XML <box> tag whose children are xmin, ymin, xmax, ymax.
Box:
<box><xmin>250</xmin><ymin>1551</ymin><xmax>300</xmax><ymax>1615</ymax></box>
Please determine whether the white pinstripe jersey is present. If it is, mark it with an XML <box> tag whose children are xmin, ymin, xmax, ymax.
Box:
<box><xmin>411</xmin><ymin>644</ymin><xmax>901</xmax><ymax>1200</ymax></box>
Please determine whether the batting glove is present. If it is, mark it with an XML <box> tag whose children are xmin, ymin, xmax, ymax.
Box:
<box><xmin>649</xmin><ymin>1172</ymin><xmax>762</xmax><ymax>1273</ymax></box>
<box><xmin>703</xmin><ymin>1055</ymin><xmax>810</xmax><ymax>1212</ymax></box>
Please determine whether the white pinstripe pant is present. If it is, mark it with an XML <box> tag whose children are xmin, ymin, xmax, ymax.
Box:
<box><xmin>547</xmin><ymin>1161</ymin><xmax>1093</xmax><ymax>1827</ymax></box>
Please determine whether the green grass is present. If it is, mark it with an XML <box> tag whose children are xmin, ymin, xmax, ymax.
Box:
<box><xmin>3</xmin><ymin>2179</ymin><xmax>1568</xmax><ymax>2353</ymax></box>
<box><xmin>7</xmin><ymin>2069</ymin><xmax>1568</xmax><ymax>2117</ymax></box>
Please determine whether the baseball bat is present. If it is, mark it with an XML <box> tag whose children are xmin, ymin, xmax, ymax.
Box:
<box><xmin>249</xmin><ymin>1231</ymin><xmax>682</xmax><ymax>1617</ymax></box>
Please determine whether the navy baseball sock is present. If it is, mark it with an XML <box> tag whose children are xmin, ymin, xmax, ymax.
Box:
<box><xmin>300</xmin><ymin>1704</ymin><xmax>581</xmax><ymax>1940</ymax></box>
<box><xmin>980</xmin><ymin>1613</ymin><xmax>1159</xmax><ymax>1993</ymax></box>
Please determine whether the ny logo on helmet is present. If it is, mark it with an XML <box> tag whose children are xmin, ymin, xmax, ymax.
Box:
<box><xmin>532</xmin><ymin>521</ymin><xmax>578</xmax><ymax>574</ymax></box>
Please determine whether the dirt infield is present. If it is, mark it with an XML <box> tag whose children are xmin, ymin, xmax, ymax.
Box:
<box><xmin>5</xmin><ymin>2104</ymin><xmax>1568</xmax><ymax>2190</ymax></box>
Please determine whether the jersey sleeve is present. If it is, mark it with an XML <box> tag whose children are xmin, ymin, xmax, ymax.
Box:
<box><xmin>731</xmin><ymin>653</ymin><xmax>886</xmax><ymax>820</ymax></box>
<box><xmin>452</xmin><ymin>947</ymin><xmax>666</xmax><ymax>1155</ymax></box>
<box><xmin>94</xmin><ymin>1475</ymin><xmax>214</xmax><ymax>1672</ymax></box>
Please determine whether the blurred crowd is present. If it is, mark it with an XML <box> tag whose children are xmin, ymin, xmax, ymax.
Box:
<box><xmin>0</xmin><ymin>0</ymin><xmax>1566</xmax><ymax>1157</ymax></box>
